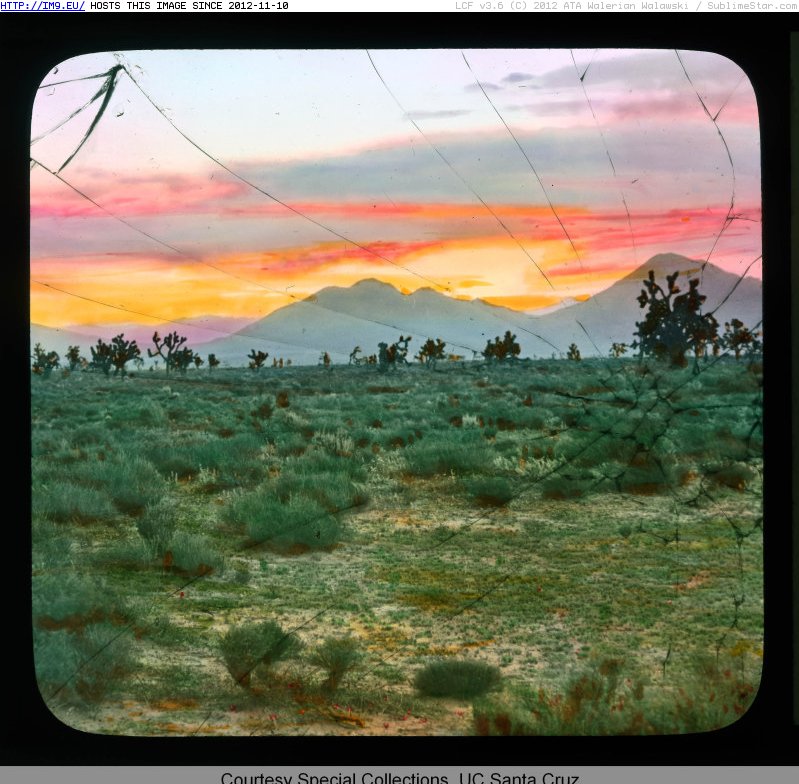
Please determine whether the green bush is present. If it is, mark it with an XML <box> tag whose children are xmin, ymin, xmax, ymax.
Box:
<box><xmin>463</xmin><ymin>476</ymin><xmax>515</xmax><ymax>507</ymax></box>
<box><xmin>219</xmin><ymin>620</ymin><xmax>302</xmax><ymax>689</ymax></box>
<box><xmin>540</xmin><ymin>474</ymin><xmax>593</xmax><ymax>501</ymax></box>
<box><xmin>109</xmin><ymin>457</ymin><xmax>167</xmax><ymax>515</ymax></box>
<box><xmin>404</xmin><ymin>433</ymin><xmax>493</xmax><ymax>477</ymax></box>
<box><xmin>71</xmin><ymin>423</ymin><xmax>109</xmax><ymax>447</ymax></box>
<box><xmin>169</xmin><ymin>531</ymin><xmax>223</xmax><ymax>575</ymax></box>
<box><xmin>35</xmin><ymin>622</ymin><xmax>135</xmax><ymax>703</ymax></box>
<box><xmin>136</xmin><ymin>497</ymin><xmax>179</xmax><ymax>556</ymax></box>
<box><xmin>273</xmin><ymin>462</ymin><xmax>367</xmax><ymax>513</ymax></box>
<box><xmin>32</xmin><ymin>573</ymin><xmax>123</xmax><ymax>626</ymax></box>
<box><xmin>414</xmin><ymin>659</ymin><xmax>501</xmax><ymax>699</ymax></box>
<box><xmin>34</xmin><ymin>482</ymin><xmax>116</xmax><ymax>524</ymax></box>
<box><xmin>472</xmin><ymin>656</ymin><xmax>758</xmax><ymax>735</ymax></box>
<box><xmin>308</xmin><ymin>636</ymin><xmax>363</xmax><ymax>692</ymax></box>
<box><xmin>225</xmin><ymin>489</ymin><xmax>341</xmax><ymax>551</ymax></box>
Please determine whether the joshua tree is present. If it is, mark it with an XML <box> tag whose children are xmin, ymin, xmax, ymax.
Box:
<box><xmin>632</xmin><ymin>270</ymin><xmax>719</xmax><ymax>371</ymax></box>
<box><xmin>610</xmin><ymin>342</ymin><xmax>628</xmax><ymax>359</ymax></box>
<box><xmin>248</xmin><ymin>349</ymin><xmax>269</xmax><ymax>370</ymax></box>
<box><xmin>109</xmin><ymin>334</ymin><xmax>141</xmax><ymax>376</ymax></box>
<box><xmin>394</xmin><ymin>335</ymin><xmax>412</xmax><ymax>365</ymax></box>
<box><xmin>170</xmin><ymin>347</ymin><xmax>196</xmax><ymax>375</ymax></box>
<box><xmin>377</xmin><ymin>342</ymin><xmax>390</xmax><ymax>372</ymax></box>
<box><xmin>193</xmin><ymin>354</ymin><xmax>204</xmax><ymax>370</ymax></box>
<box><xmin>148</xmin><ymin>331</ymin><xmax>188</xmax><ymax>376</ymax></box>
<box><xmin>208</xmin><ymin>353</ymin><xmax>220</xmax><ymax>371</ymax></box>
<box><xmin>417</xmin><ymin>338</ymin><xmax>446</xmax><ymax>369</ymax></box>
<box><xmin>65</xmin><ymin>345</ymin><xmax>84</xmax><ymax>371</ymax></box>
<box><xmin>31</xmin><ymin>343</ymin><xmax>60</xmax><ymax>377</ymax></box>
<box><xmin>484</xmin><ymin>331</ymin><xmax>521</xmax><ymax>363</ymax></box>
<box><xmin>349</xmin><ymin>346</ymin><xmax>363</xmax><ymax>366</ymax></box>
<box><xmin>566</xmin><ymin>343</ymin><xmax>582</xmax><ymax>361</ymax></box>
<box><xmin>721</xmin><ymin>318</ymin><xmax>762</xmax><ymax>361</ymax></box>
<box><xmin>319</xmin><ymin>351</ymin><xmax>331</xmax><ymax>369</ymax></box>
<box><xmin>89</xmin><ymin>339</ymin><xmax>114</xmax><ymax>376</ymax></box>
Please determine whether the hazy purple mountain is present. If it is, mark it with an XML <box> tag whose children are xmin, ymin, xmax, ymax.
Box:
<box><xmin>29</xmin><ymin>324</ymin><xmax>98</xmax><ymax>358</ymax></box>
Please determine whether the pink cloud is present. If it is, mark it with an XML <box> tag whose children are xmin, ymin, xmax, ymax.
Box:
<box><xmin>31</xmin><ymin>173</ymin><xmax>249</xmax><ymax>220</ymax></box>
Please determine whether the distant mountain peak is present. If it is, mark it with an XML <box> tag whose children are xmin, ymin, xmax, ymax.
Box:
<box><xmin>350</xmin><ymin>278</ymin><xmax>399</xmax><ymax>291</ymax></box>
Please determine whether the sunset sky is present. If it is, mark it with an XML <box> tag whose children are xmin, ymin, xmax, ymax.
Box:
<box><xmin>30</xmin><ymin>48</ymin><xmax>761</xmax><ymax>335</ymax></box>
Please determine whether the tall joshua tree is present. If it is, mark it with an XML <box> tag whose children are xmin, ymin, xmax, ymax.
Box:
<box><xmin>109</xmin><ymin>334</ymin><xmax>141</xmax><ymax>377</ymax></box>
<box><xmin>148</xmin><ymin>331</ymin><xmax>188</xmax><ymax>376</ymax></box>
<box><xmin>632</xmin><ymin>270</ymin><xmax>719</xmax><ymax>371</ymax></box>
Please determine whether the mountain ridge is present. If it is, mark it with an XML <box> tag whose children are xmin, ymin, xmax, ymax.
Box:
<box><xmin>31</xmin><ymin>254</ymin><xmax>761</xmax><ymax>366</ymax></box>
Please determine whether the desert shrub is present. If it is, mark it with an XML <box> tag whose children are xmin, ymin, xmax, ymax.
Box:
<box><xmin>70</xmin><ymin>455</ymin><xmax>166</xmax><ymax>516</ymax></box>
<box><xmin>144</xmin><ymin>443</ymin><xmax>201</xmax><ymax>479</ymax></box>
<box><xmin>136</xmin><ymin>497</ymin><xmax>179</xmax><ymax>556</ymax></box>
<box><xmin>113</xmin><ymin>399</ymin><xmax>167</xmax><ymax>428</ymax></box>
<box><xmin>71</xmin><ymin>423</ymin><xmax>109</xmax><ymax>447</ymax></box>
<box><xmin>617</xmin><ymin>458</ymin><xmax>679</xmax><ymax>496</ymax></box>
<box><xmin>168</xmin><ymin>531</ymin><xmax>223</xmax><ymax>575</ymax></box>
<box><xmin>251</xmin><ymin>397</ymin><xmax>273</xmax><ymax>420</ymax></box>
<box><xmin>313</xmin><ymin>428</ymin><xmax>355</xmax><ymax>457</ymax></box>
<box><xmin>272</xmin><ymin>465</ymin><xmax>367</xmax><ymax>513</ymax></box>
<box><xmin>109</xmin><ymin>457</ymin><xmax>167</xmax><ymax>515</ymax></box>
<box><xmin>404</xmin><ymin>433</ymin><xmax>493</xmax><ymax>477</ymax></box>
<box><xmin>219</xmin><ymin>620</ymin><xmax>302</xmax><ymax>689</ymax></box>
<box><xmin>34</xmin><ymin>482</ymin><xmax>116</xmax><ymax>524</ymax></box>
<box><xmin>34</xmin><ymin>622</ymin><xmax>136</xmax><ymax>703</ymax></box>
<box><xmin>32</xmin><ymin>520</ymin><xmax>75</xmax><ymax>571</ymax></box>
<box><xmin>32</xmin><ymin>573</ymin><xmax>123</xmax><ymax>628</ymax></box>
<box><xmin>540</xmin><ymin>474</ymin><xmax>593</xmax><ymax>501</ymax></box>
<box><xmin>472</xmin><ymin>655</ymin><xmax>758</xmax><ymax>735</ymax></box>
<box><xmin>274</xmin><ymin>433</ymin><xmax>308</xmax><ymax>457</ymax></box>
<box><xmin>473</xmin><ymin>658</ymin><xmax>647</xmax><ymax>736</ymax></box>
<box><xmin>463</xmin><ymin>476</ymin><xmax>515</xmax><ymax>507</ymax></box>
<box><xmin>308</xmin><ymin>637</ymin><xmax>363</xmax><ymax>692</ymax></box>
<box><xmin>707</xmin><ymin>462</ymin><xmax>756</xmax><ymax>492</ymax></box>
<box><xmin>414</xmin><ymin>659</ymin><xmax>501</xmax><ymax>699</ymax></box>
<box><xmin>192</xmin><ymin>433</ymin><xmax>266</xmax><ymax>488</ymax></box>
<box><xmin>226</xmin><ymin>491</ymin><xmax>341</xmax><ymax>551</ymax></box>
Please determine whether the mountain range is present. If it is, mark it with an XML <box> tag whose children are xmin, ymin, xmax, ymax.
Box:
<box><xmin>31</xmin><ymin>254</ymin><xmax>762</xmax><ymax>366</ymax></box>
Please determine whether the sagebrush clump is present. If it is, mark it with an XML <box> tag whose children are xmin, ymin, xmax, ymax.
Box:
<box><xmin>414</xmin><ymin>659</ymin><xmax>501</xmax><ymax>699</ymax></box>
<box><xmin>220</xmin><ymin>620</ymin><xmax>301</xmax><ymax>689</ymax></box>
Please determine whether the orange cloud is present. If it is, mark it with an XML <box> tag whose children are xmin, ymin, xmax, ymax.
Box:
<box><xmin>482</xmin><ymin>294</ymin><xmax>563</xmax><ymax>311</ymax></box>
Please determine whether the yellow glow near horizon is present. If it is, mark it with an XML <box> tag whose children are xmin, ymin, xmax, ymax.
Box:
<box><xmin>31</xmin><ymin>232</ymin><xmax>632</xmax><ymax>328</ymax></box>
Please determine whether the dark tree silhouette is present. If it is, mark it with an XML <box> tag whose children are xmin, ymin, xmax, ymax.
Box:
<box><xmin>567</xmin><ymin>343</ymin><xmax>582</xmax><ymax>361</ymax></box>
<box><xmin>170</xmin><ymin>347</ymin><xmax>196</xmax><ymax>375</ymax></box>
<box><xmin>632</xmin><ymin>270</ymin><xmax>719</xmax><ymax>371</ymax></box>
<box><xmin>89</xmin><ymin>339</ymin><xmax>113</xmax><ymax>376</ymax></box>
<box><xmin>31</xmin><ymin>343</ymin><xmax>60</xmax><ymax>377</ymax></box>
<box><xmin>349</xmin><ymin>346</ymin><xmax>363</xmax><ymax>366</ymax></box>
<box><xmin>484</xmin><ymin>331</ymin><xmax>521</xmax><ymax>363</ymax></box>
<box><xmin>208</xmin><ymin>353</ymin><xmax>220</xmax><ymax>371</ymax></box>
<box><xmin>148</xmin><ymin>331</ymin><xmax>188</xmax><ymax>376</ymax></box>
<box><xmin>248</xmin><ymin>349</ymin><xmax>269</xmax><ymax>370</ymax></box>
<box><xmin>109</xmin><ymin>334</ymin><xmax>141</xmax><ymax>376</ymax></box>
<box><xmin>610</xmin><ymin>342</ymin><xmax>628</xmax><ymax>359</ymax></box>
<box><xmin>721</xmin><ymin>319</ymin><xmax>762</xmax><ymax>361</ymax></box>
<box><xmin>417</xmin><ymin>338</ymin><xmax>446</xmax><ymax>369</ymax></box>
<box><xmin>193</xmin><ymin>354</ymin><xmax>204</xmax><ymax>370</ymax></box>
<box><xmin>66</xmin><ymin>345</ymin><xmax>84</xmax><ymax>371</ymax></box>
